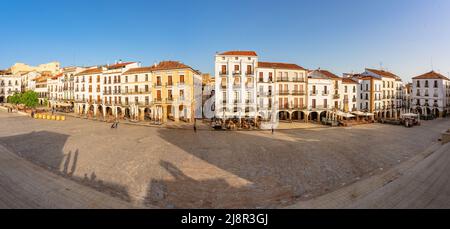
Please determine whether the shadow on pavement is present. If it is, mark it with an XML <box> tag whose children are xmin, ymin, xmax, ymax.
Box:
<box><xmin>0</xmin><ymin>131</ymin><xmax>132</xmax><ymax>203</ymax></box>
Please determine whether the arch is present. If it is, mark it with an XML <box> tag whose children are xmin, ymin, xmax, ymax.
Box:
<box><xmin>117</xmin><ymin>107</ymin><xmax>123</xmax><ymax>119</ymax></box>
<box><xmin>0</xmin><ymin>96</ymin><xmax>4</xmax><ymax>103</ymax></box>
<box><xmin>319</xmin><ymin>111</ymin><xmax>327</xmax><ymax>122</ymax></box>
<box><xmin>179</xmin><ymin>105</ymin><xmax>186</xmax><ymax>121</ymax></box>
<box><xmin>433</xmin><ymin>108</ymin><xmax>440</xmax><ymax>118</ymax></box>
<box><xmin>144</xmin><ymin>108</ymin><xmax>152</xmax><ymax>121</ymax></box>
<box><xmin>167</xmin><ymin>105</ymin><xmax>174</xmax><ymax>121</ymax></box>
<box><xmin>425</xmin><ymin>107</ymin><xmax>432</xmax><ymax>116</ymax></box>
<box><xmin>309</xmin><ymin>111</ymin><xmax>319</xmax><ymax>122</ymax></box>
<box><xmin>292</xmin><ymin>111</ymin><xmax>305</xmax><ymax>121</ymax></box>
<box><xmin>385</xmin><ymin>111</ymin><xmax>391</xmax><ymax>119</ymax></box>
<box><xmin>106</xmin><ymin>107</ymin><xmax>113</xmax><ymax>119</ymax></box>
<box><xmin>278</xmin><ymin>111</ymin><xmax>290</xmax><ymax>121</ymax></box>
<box><xmin>97</xmin><ymin>105</ymin><xmax>104</xmax><ymax>119</ymax></box>
<box><xmin>124</xmin><ymin>108</ymin><xmax>131</xmax><ymax>119</ymax></box>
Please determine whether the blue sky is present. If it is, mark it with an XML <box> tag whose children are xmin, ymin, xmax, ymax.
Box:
<box><xmin>1</xmin><ymin>0</ymin><xmax>449</xmax><ymax>81</ymax></box>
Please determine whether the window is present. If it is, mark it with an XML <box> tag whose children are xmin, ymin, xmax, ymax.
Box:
<box><xmin>168</xmin><ymin>76</ymin><xmax>173</xmax><ymax>85</ymax></box>
<box><xmin>269</xmin><ymin>72</ymin><xmax>273</xmax><ymax>82</ymax></box>
<box><xmin>145</xmin><ymin>74</ymin><xmax>149</xmax><ymax>81</ymax></box>
<box><xmin>157</xmin><ymin>76</ymin><xmax>161</xmax><ymax>86</ymax></box>
<box><xmin>234</xmin><ymin>65</ymin><xmax>240</xmax><ymax>72</ymax></box>
<box><xmin>425</xmin><ymin>80</ymin><xmax>429</xmax><ymax>88</ymax></box>
<box><xmin>417</xmin><ymin>81</ymin><xmax>420</xmax><ymax>87</ymax></box>
<box><xmin>97</xmin><ymin>75</ymin><xmax>100</xmax><ymax>83</ymax></box>
<box><xmin>344</xmin><ymin>86</ymin><xmax>348</xmax><ymax>93</ymax></box>
<box><xmin>221</xmin><ymin>65</ymin><xmax>227</xmax><ymax>74</ymax></box>
<box><xmin>135</xmin><ymin>75</ymin><xmax>138</xmax><ymax>82</ymax></box>
<box><xmin>134</xmin><ymin>85</ymin><xmax>138</xmax><ymax>93</ymax></box>
<box><xmin>145</xmin><ymin>85</ymin><xmax>149</xmax><ymax>92</ymax></box>
<box><xmin>125</xmin><ymin>76</ymin><xmax>128</xmax><ymax>83</ymax></box>
<box><xmin>157</xmin><ymin>90</ymin><xmax>161</xmax><ymax>100</ymax></box>
<box><xmin>434</xmin><ymin>80</ymin><xmax>438</xmax><ymax>88</ymax></box>
<box><xmin>259</xmin><ymin>72</ymin><xmax>263</xmax><ymax>82</ymax></box>
<box><xmin>180</xmin><ymin>75</ymin><xmax>185</xmax><ymax>83</ymax></box>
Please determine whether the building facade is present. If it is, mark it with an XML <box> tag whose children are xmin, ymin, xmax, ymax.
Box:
<box><xmin>412</xmin><ymin>71</ymin><xmax>450</xmax><ymax>117</ymax></box>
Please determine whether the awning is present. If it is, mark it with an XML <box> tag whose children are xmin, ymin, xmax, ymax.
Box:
<box><xmin>57</xmin><ymin>102</ymin><xmax>72</xmax><ymax>107</ymax></box>
<box><xmin>351</xmin><ymin>111</ymin><xmax>374</xmax><ymax>116</ymax></box>
<box><xmin>336</xmin><ymin>111</ymin><xmax>355</xmax><ymax>118</ymax></box>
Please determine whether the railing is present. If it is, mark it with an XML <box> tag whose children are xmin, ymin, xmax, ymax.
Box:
<box><xmin>245</xmin><ymin>71</ymin><xmax>254</xmax><ymax>75</ymax></box>
<box><xmin>154</xmin><ymin>83</ymin><xmax>162</xmax><ymax>87</ymax></box>
<box><xmin>278</xmin><ymin>91</ymin><xmax>290</xmax><ymax>96</ymax></box>
<box><xmin>322</xmin><ymin>91</ymin><xmax>329</xmax><ymax>96</ymax></box>
<box><xmin>166</xmin><ymin>83</ymin><xmax>173</xmax><ymax>87</ymax></box>
<box><xmin>233</xmin><ymin>71</ymin><xmax>241</xmax><ymax>75</ymax></box>
<box><xmin>277</xmin><ymin>77</ymin><xmax>289</xmax><ymax>82</ymax></box>
<box><xmin>292</xmin><ymin>78</ymin><xmax>305</xmax><ymax>82</ymax></box>
<box><xmin>291</xmin><ymin>91</ymin><xmax>305</xmax><ymax>96</ymax></box>
<box><xmin>178</xmin><ymin>82</ymin><xmax>185</xmax><ymax>86</ymax></box>
<box><xmin>219</xmin><ymin>71</ymin><xmax>228</xmax><ymax>76</ymax></box>
<box><xmin>310</xmin><ymin>91</ymin><xmax>317</xmax><ymax>96</ymax></box>
<box><xmin>352</xmin><ymin>98</ymin><xmax>357</xmax><ymax>102</ymax></box>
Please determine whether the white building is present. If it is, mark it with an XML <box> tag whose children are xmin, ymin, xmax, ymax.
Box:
<box><xmin>0</xmin><ymin>73</ymin><xmax>22</xmax><ymax>103</ymax></box>
<box><xmin>361</xmin><ymin>68</ymin><xmax>402</xmax><ymax>119</ymax></box>
<box><xmin>307</xmin><ymin>69</ymin><xmax>343</xmax><ymax>122</ymax></box>
<box><xmin>214</xmin><ymin>51</ymin><xmax>258</xmax><ymax>119</ymax></box>
<box><xmin>412</xmin><ymin>71</ymin><xmax>450</xmax><ymax>117</ymax></box>
<box><xmin>257</xmin><ymin>62</ymin><xmax>308</xmax><ymax>122</ymax></box>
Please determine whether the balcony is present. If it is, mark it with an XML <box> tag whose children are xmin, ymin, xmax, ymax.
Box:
<box><xmin>352</xmin><ymin>98</ymin><xmax>357</xmax><ymax>102</ymax></box>
<box><xmin>291</xmin><ymin>91</ymin><xmax>305</xmax><ymax>96</ymax></box>
<box><xmin>310</xmin><ymin>91</ymin><xmax>318</xmax><ymax>96</ymax></box>
<box><xmin>154</xmin><ymin>83</ymin><xmax>162</xmax><ymax>88</ymax></box>
<box><xmin>245</xmin><ymin>71</ymin><xmax>254</xmax><ymax>76</ymax></box>
<box><xmin>233</xmin><ymin>71</ymin><xmax>241</xmax><ymax>76</ymax></box>
<box><xmin>177</xmin><ymin>82</ymin><xmax>185</xmax><ymax>87</ymax></box>
<box><xmin>292</xmin><ymin>78</ymin><xmax>305</xmax><ymax>83</ymax></box>
<box><xmin>278</xmin><ymin>91</ymin><xmax>290</xmax><ymax>96</ymax></box>
<box><xmin>277</xmin><ymin>77</ymin><xmax>289</xmax><ymax>82</ymax></box>
<box><xmin>154</xmin><ymin>98</ymin><xmax>163</xmax><ymax>103</ymax></box>
<box><xmin>221</xmin><ymin>84</ymin><xmax>227</xmax><ymax>89</ymax></box>
<box><xmin>322</xmin><ymin>91</ymin><xmax>329</xmax><ymax>96</ymax></box>
<box><xmin>219</xmin><ymin>71</ymin><xmax>228</xmax><ymax>76</ymax></box>
<box><xmin>166</xmin><ymin>83</ymin><xmax>174</xmax><ymax>88</ymax></box>
<box><xmin>166</xmin><ymin>97</ymin><xmax>174</xmax><ymax>103</ymax></box>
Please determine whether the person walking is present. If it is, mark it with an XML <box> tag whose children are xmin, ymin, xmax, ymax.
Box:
<box><xmin>193</xmin><ymin>119</ymin><xmax>197</xmax><ymax>133</ymax></box>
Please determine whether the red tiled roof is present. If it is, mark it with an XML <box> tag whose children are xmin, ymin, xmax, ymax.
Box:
<box><xmin>152</xmin><ymin>61</ymin><xmax>194</xmax><ymax>71</ymax></box>
<box><xmin>412</xmin><ymin>71</ymin><xmax>449</xmax><ymax>80</ymax></box>
<box><xmin>258</xmin><ymin>61</ymin><xmax>306</xmax><ymax>70</ymax></box>
<box><xmin>51</xmin><ymin>73</ymin><xmax>63</xmax><ymax>80</ymax></box>
<box><xmin>342</xmin><ymin>78</ymin><xmax>358</xmax><ymax>84</ymax></box>
<box><xmin>366</xmin><ymin>68</ymin><xmax>399</xmax><ymax>79</ymax></box>
<box><xmin>218</xmin><ymin>51</ymin><xmax>258</xmax><ymax>56</ymax></box>
<box><xmin>75</xmin><ymin>68</ymin><xmax>103</xmax><ymax>76</ymax></box>
<box><xmin>316</xmin><ymin>69</ymin><xmax>340</xmax><ymax>79</ymax></box>
<box><xmin>123</xmin><ymin>66</ymin><xmax>154</xmax><ymax>75</ymax></box>
<box><xmin>107</xmin><ymin>62</ymin><xmax>136</xmax><ymax>70</ymax></box>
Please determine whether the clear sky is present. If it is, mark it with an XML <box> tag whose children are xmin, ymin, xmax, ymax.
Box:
<box><xmin>1</xmin><ymin>0</ymin><xmax>449</xmax><ymax>82</ymax></box>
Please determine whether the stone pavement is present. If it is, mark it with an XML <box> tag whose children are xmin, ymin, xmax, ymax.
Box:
<box><xmin>1</xmin><ymin>109</ymin><xmax>449</xmax><ymax>208</ymax></box>
<box><xmin>0</xmin><ymin>144</ymin><xmax>139</xmax><ymax>209</ymax></box>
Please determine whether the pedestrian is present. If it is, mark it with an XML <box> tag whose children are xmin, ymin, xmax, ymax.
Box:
<box><xmin>193</xmin><ymin>119</ymin><xmax>197</xmax><ymax>133</ymax></box>
<box><xmin>271</xmin><ymin>125</ymin><xmax>274</xmax><ymax>135</ymax></box>
<box><xmin>31</xmin><ymin>110</ymin><xmax>35</xmax><ymax>118</ymax></box>
<box><xmin>114</xmin><ymin>120</ymin><xmax>119</xmax><ymax>129</ymax></box>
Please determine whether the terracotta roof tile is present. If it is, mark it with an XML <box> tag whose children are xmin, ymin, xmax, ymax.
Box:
<box><xmin>123</xmin><ymin>66</ymin><xmax>154</xmax><ymax>75</ymax></box>
<box><xmin>315</xmin><ymin>69</ymin><xmax>341</xmax><ymax>79</ymax></box>
<box><xmin>412</xmin><ymin>71</ymin><xmax>449</xmax><ymax>80</ymax></box>
<box><xmin>366</xmin><ymin>68</ymin><xmax>399</xmax><ymax>79</ymax></box>
<box><xmin>75</xmin><ymin>68</ymin><xmax>103</xmax><ymax>76</ymax></box>
<box><xmin>218</xmin><ymin>51</ymin><xmax>258</xmax><ymax>56</ymax></box>
<box><xmin>258</xmin><ymin>62</ymin><xmax>306</xmax><ymax>70</ymax></box>
<box><xmin>152</xmin><ymin>61</ymin><xmax>193</xmax><ymax>71</ymax></box>
<box><xmin>342</xmin><ymin>78</ymin><xmax>358</xmax><ymax>84</ymax></box>
<box><xmin>107</xmin><ymin>62</ymin><xmax>136</xmax><ymax>70</ymax></box>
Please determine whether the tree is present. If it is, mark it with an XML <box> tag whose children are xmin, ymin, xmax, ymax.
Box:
<box><xmin>8</xmin><ymin>93</ymin><xmax>21</xmax><ymax>105</ymax></box>
<box><xmin>21</xmin><ymin>91</ymin><xmax>39</xmax><ymax>108</ymax></box>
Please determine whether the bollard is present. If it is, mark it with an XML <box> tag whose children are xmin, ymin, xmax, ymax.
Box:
<box><xmin>52</xmin><ymin>115</ymin><xmax>56</xmax><ymax>120</ymax></box>
<box><xmin>56</xmin><ymin>116</ymin><xmax>61</xmax><ymax>121</ymax></box>
<box><xmin>61</xmin><ymin>116</ymin><xmax>66</xmax><ymax>121</ymax></box>
<box><xmin>47</xmin><ymin>115</ymin><xmax>51</xmax><ymax>120</ymax></box>
<box><xmin>42</xmin><ymin>114</ymin><xmax>46</xmax><ymax>119</ymax></box>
